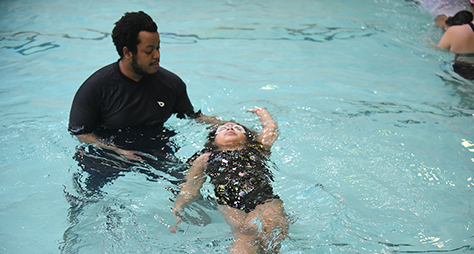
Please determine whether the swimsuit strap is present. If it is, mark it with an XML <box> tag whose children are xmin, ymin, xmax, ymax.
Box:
<box><xmin>470</xmin><ymin>22</ymin><xmax>474</xmax><ymax>33</ymax></box>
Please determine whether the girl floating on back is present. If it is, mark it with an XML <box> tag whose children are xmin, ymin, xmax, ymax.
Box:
<box><xmin>170</xmin><ymin>107</ymin><xmax>288</xmax><ymax>253</ymax></box>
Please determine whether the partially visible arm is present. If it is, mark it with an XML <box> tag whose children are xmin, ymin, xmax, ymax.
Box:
<box><xmin>69</xmin><ymin>78</ymin><xmax>146</xmax><ymax>159</ymax></box>
<box><xmin>247</xmin><ymin>107</ymin><xmax>278</xmax><ymax>148</ymax></box>
<box><xmin>194</xmin><ymin>113</ymin><xmax>225</xmax><ymax>125</ymax></box>
<box><xmin>76</xmin><ymin>133</ymin><xmax>146</xmax><ymax>161</ymax></box>
<box><xmin>170</xmin><ymin>153</ymin><xmax>208</xmax><ymax>233</ymax></box>
<box><xmin>438</xmin><ymin>26</ymin><xmax>455</xmax><ymax>51</ymax></box>
<box><xmin>438</xmin><ymin>25</ymin><xmax>474</xmax><ymax>53</ymax></box>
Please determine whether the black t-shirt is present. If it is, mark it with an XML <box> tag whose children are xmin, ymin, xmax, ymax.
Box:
<box><xmin>68</xmin><ymin>61</ymin><xmax>200</xmax><ymax>150</ymax></box>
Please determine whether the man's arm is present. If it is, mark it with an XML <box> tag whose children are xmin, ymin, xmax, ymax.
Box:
<box><xmin>76</xmin><ymin>133</ymin><xmax>146</xmax><ymax>161</ymax></box>
<box><xmin>194</xmin><ymin>113</ymin><xmax>224</xmax><ymax>125</ymax></box>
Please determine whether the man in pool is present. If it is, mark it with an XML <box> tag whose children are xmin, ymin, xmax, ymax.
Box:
<box><xmin>68</xmin><ymin>11</ymin><xmax>219</xmax><ymax>195</ymax></box>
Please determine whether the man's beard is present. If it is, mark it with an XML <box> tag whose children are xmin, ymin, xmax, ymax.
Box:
<box><xmin>131</xmin><ymin>54</ymin><xmax>151</xmax><ymax>76</ymax></box>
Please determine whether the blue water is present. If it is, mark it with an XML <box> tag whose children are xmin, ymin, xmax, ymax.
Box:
<box><xmin>1</xmin><ymin>0</ymin><xmax>473</xmax><ymax>253</ymax></box>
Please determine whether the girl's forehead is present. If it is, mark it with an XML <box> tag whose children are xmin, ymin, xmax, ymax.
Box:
<box><xmin>217</xmin><ymin>122</ymin><xmax>236</xmax><ymax>128</ymax></box>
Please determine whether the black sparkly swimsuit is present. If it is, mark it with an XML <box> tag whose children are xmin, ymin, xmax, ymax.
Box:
<box><xmin>206</xmin><ymin>147</ymin><xmax>280</xmax><ymax>213</ymax></box>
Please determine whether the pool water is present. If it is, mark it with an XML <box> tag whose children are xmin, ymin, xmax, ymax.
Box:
<box><xmin>1</xmin><ymin>0</ymin><xmax>473</xmax><ymax>253</ymax></box>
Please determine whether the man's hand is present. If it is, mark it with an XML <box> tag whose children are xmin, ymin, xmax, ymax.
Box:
<box><xmin>76</xmin><ymin>133</ymin><xmax>146</xmax><ymax>162</ymax></box>
<box><xmin>195</xmin><ymin>114</ymin><xmax>224</xmax><ymax>125</ymax></box>
<box><xmin>115</xmin><ymin>148</ymin><xmax>146</xmax><ymax>162</ymax></box>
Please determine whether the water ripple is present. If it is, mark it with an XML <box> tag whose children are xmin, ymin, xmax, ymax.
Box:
<box><xmin>1</xmin><ymin>24</ymin><xmax>375</xmax><ymax>55</ymax></box>
<box><xmin>0</xmin><ymin>29</ymin><xmax>109</xmax><ymax>55</ymax></box>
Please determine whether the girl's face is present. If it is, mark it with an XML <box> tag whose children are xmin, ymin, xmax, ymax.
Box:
<box><xmin>213</xmin><ymin>122</ymin><xmax>247</xmax><ymax>148</ymax></box>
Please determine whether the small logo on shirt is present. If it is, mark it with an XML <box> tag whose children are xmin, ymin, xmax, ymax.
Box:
<box><xmin>157</xmin><ymin>101</ymin><xmax>165</xmax><ymax>107</ymax></box>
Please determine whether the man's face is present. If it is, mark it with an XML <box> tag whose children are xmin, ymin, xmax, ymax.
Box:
<box><xmin>131</xmin><ymin>31</ymin><xmax>160</xmax><ymax>76</ymax></box>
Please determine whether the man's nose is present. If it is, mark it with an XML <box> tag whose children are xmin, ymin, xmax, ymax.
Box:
<box><xmin>153</xmin><ymin>49</ymin><xmax>160</xmax><ymax>59</ymax></box>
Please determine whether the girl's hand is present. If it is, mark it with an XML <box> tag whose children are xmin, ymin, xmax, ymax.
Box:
<box><xmin>247</xmin><ymin>107</ymin><xmax>278</xmax><ymax>147</ymax></box>
<box><xmin>247</xmin><ymin>107</ymin><xmax>266</xmax><ymax>114</ymax></box>
<box><xmin>169</xmin><ymin>207</ymin><xmax>183</xmax><ymax>234</ymax></box>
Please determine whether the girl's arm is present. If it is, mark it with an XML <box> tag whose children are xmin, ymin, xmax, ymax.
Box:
<box><xmin>248</xmin><ymin>107</ymin><xmax>278</xmax><ymax>148</ymax></box>
<box><xmin>170</xmin><ymin>153</ymin><xmax>208</xmax><ymax>233</ymax></box>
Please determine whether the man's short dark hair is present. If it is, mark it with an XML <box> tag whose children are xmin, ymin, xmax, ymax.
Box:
<box><xmin>112</xmin><ymin>11</ymin><xmax>158</xmax><ymax>58</ymax></box>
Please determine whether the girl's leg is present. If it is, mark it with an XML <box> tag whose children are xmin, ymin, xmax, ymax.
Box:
<box><xmin>218</xmin><ymin>200</ymin><xmax>289</xmax><ymax>253</ymax></box>
<box><xmin>218</xmin><ymin>205</ymin><xmax>260</xmax><ymax>253</ymax></box>
<box><xmin>246</xmin><ymin>199</ymin><xmax>289</xmax><ymax>253</ymax></box>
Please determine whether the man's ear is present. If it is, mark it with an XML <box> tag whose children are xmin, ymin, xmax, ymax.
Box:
<box><xmin>123</xmin><ymin>46</ymin><xmax>133</xmax><ymax>59</ymax></box>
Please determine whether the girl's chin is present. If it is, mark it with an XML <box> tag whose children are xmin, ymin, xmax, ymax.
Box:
<box><xmin>215</xmin><ymin>140</ymin><xmax>245</xmax><ymax>148</ymax></box>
